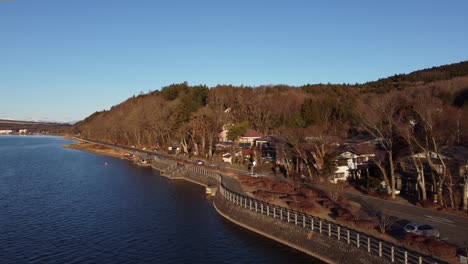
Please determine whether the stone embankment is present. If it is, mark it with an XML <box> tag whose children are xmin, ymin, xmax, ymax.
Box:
<box><xmin>151</xmin><ymin>157</ymin><xmax>392</xmax><ymax>264</ymax></box>
<box><xmin>213</xmin><ymin>189</ymin><xmax>388</xmax><ymax>264</ymax></box>
<box><xmin>70</xmin><ymin>138</ymin><xmax>449</xmax><ymax>264</ymax></box>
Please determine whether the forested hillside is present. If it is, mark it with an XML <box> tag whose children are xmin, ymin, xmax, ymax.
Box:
<box><xmin>74</xmin><ymin>61</ymin><xmax>468</xmax><ymax>207</ymax></box>
<box><xmin>74</xmin><ymin>61</ymin><xmax>468</xmax><ymax>149</ymax></box>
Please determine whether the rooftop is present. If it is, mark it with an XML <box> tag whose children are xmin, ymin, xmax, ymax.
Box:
<box><xmin>242</xmin><ymin>129</ymin><xmax>263</xmax><ymax>138</ymax></box>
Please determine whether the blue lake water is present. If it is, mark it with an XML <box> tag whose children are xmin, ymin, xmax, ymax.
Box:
<box><xmin>0</xmin><ymin>136</ymin><xmax>319</xmax><ymax>263</ymax></box>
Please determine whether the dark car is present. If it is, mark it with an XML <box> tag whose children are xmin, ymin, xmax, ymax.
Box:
<box><xmin>403</xmin><ymin>223</ymin><xmax>440</xmax><ymax>238</ymax></box>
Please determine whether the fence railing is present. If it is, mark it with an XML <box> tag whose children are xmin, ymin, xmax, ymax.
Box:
<box><xmin>218</xmin><ymin>183</ymin><xmax>443</xmax><ymax>264</ymax></box>
<box><xmin>184</xmin><ymin>165</ymin><xmax>222</xmax><ymax>183</ymax></box>
<box><xmin>147</xmin><ymin>155</ymin><xmax>444</xmax><ymax>264</ymax></box>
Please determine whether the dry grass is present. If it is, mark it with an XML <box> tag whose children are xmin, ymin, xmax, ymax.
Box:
<box><xmin>63</xmin><ymin>141</ymin><xmax>128</xmax><ymax>158</ymax></box>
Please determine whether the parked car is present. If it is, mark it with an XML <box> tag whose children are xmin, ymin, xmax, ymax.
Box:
<box><xmin>196</xmin><ymin>160</ymin><xmax>204</xmax><ymax>165</ymax></box>
<box><xmin>378</xmin><ymin>181</ymin><xmax>400</xmax><ymax>195</ymax></box>
<box><xmin>403</xmin><ymin>223</ymin><xmax>440</xmax><ymax>238</ymax></box>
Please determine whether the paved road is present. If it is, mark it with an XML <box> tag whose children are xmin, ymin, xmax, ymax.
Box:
<box><xmin>310</xmin><ymin>184</ymin><xmax>468</xmax><ymax>247</ymax></box>
<box><xmin>75</xmin><ymin>138</ymin><xmax>468</xmax><ymax>247</ymax></box>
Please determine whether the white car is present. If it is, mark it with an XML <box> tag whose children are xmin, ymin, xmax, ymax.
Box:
<box><xmin>404</xmin><ymin>223</ymin><xmax>440</xmax><ymax>238</ymax></box>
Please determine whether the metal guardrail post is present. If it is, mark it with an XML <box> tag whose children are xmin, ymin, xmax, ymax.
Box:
<box><xmin>368</xmin><ymin>237</ymin><xmax>370</xmax><ymax>253</ymax></box>
<box><xmin>217</xmin><ymin>183</ymin><xmax>438</xmax><ymax>264</ymax></box>
<box><xmin>391</xmin><ymin>247</ymin><xmax>394</xmax><ymax>262</ymax></box>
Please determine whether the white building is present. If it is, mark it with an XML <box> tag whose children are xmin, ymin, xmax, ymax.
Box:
<box><xmin>332</xmin><ymin>150</ymin><xmax>375</xmax><ymax>184</ymax></box>
<box><xmin>0</xmin><ymin>130</ymin><xmax>13</xmax><ymax>135</ymax></box>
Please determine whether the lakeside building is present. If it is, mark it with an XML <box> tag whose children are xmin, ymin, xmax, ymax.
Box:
<box><xmin>0</xmin><ymin>129</ymin><xmax>13</xmax><ymax>134</ymax></box>
<box><xmin>238</xmin><ymin>129</ymin><xmax>263</xmax><ymax>147</ymax></box>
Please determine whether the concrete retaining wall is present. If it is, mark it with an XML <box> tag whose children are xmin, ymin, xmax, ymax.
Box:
<box><xmin>213</xmin><ymin>191</ymin><xmax>390</xmax><ymax>264</ymax></box>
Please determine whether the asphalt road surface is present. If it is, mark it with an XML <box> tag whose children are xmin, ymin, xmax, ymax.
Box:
<box><xmin>317</xmin><ymin>185</ymin><xmax>468</xmax><ymax>248</ymax></box>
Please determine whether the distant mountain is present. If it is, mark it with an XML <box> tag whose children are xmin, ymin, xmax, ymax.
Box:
<box><xmin>0</xmin><ymin>119</ymin><xmax>72</xmax><ymax>133</ymax></box>
<box><xmin>0</xmin><ymin>118</ymin><xmax>77</xmax><ymax>125</ymax></box>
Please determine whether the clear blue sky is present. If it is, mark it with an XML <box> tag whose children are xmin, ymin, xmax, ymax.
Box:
<box><xmin>1</xmin><ymin>0</ymin><xmax>467</xmax><ymax>122</ymax></box>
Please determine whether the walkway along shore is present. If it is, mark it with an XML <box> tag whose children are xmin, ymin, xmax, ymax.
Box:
<box><xmin>151</xmin><ymin>155</ymin><xmax>445</xmax><ymax>264</ymax></box>
<box><xmin>69</xmin><ymin>138</ymin><xmax>449</xmax><ymax>264</ymax></box>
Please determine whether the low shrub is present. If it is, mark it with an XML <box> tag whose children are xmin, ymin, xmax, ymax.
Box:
<box><xmin>401</xmin><ymin>234</ymin><xmax>457</xmax><ymax>260</ymax></box>
<box><xmin>426</xmin><ymin>239</ymin><xmax>457</xmax><ymax>259</ymax></box>
<box><xmin>354</xmin><ymin>219</ymin><xmax>376</xmax><ymax>230</ymax></box>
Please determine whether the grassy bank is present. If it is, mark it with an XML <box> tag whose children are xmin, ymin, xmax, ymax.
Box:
<box><xmin>63</xmin><ymin>141</ymin><xmax>128</xmax><ymax>159</ymax></box>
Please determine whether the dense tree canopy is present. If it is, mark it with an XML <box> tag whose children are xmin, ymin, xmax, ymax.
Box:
<box><xmin>72</xmin><ymin>60</ymin><xmax>468</xmax><ymax>210</ymax></box>
<box><xmin>74</xmin><ymin>61</ymin><xmax>468</xmax><ymax>149</ymax></box>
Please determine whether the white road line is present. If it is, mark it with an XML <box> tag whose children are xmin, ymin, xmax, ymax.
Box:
<box><xmin>382</xmin><ymin>209</ymin><xmax>460</xmax><ymax>228</ymax></box>
<box><xmin>424</xmin><ymin>215</ymin><xmax>455</xmax><ymax>224</ymax></box>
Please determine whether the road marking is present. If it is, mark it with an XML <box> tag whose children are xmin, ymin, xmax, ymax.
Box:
<box><xmin>423</xmin><ymin>215</ymin><xmax>455</xmax><ymax>224</ymax></box>
<box><xmin>382</xmin><ymin>209</ymin><xmax>461</xmax><ymax>228</ymax></box>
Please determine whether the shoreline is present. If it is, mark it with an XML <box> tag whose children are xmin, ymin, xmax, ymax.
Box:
<box><xmin>64</xmin><ymin>139</ymin><xmax>454</xmax><ymax>264</ymax></box>
<box><xmin>63</xmin><ymin>141</ymin><xmax>129</xmax><ymax>159</ymax></box>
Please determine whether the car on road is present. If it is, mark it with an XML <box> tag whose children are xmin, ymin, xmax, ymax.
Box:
<box><xmin>403</xmin><ymin>222</ymin><xmax>440</xmax><ymax>238</ymax></box>
<box><xmin>196</xmin><ymin>160</ymin><xmax>204</xmax><ymax>165</ymax></box>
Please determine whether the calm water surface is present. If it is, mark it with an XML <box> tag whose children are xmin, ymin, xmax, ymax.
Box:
<box><xmin>0</xmin><ymin>136</ymin><xmax>319</xmax><ymax>263</ymax></box>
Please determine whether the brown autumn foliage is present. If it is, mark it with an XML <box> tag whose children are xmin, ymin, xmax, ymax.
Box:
<box><xmin>402</xmin><ymin>234</ymin><xmax>457</xmax><ymax>259</ymax></box>
<box><xmin>74</xmin><ymin>61</ymin><xmax>468</xmax><ymax>209</ymax></box>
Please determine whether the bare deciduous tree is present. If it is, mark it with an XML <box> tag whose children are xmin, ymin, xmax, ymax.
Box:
<box><xmin>364</xmin><ymin>206</ymin><xmax>398</xmax><ymax>234</ymax></box>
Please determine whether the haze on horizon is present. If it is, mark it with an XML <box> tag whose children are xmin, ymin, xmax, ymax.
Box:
<box><xmin>1</xmin><ymin>0</ymin><xmax>467</xmax><ymax>122</ymax></box>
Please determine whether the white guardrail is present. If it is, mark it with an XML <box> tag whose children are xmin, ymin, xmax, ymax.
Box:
<box><xmin>149</xmin><ymin>153</ymin><xmax>445</xmax><ymax>264</ymax></box>
<box><xmin>218</xmin><ymin>183</ymin><xmax>444</xmax><ymax>264</ymax></box>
